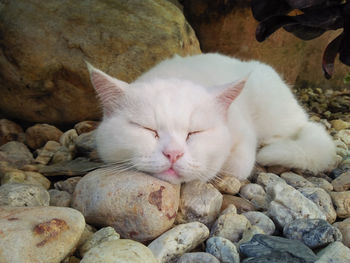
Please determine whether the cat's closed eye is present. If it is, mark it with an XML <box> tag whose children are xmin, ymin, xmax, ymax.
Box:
<box><xmin>129</xmin><ymin>121</ymin><xmax>159</xmax><ymax>139</ymax></box>
<box><xmin>186</xmin><ymin>130</ymin><xmax>203</xmax><ymax>141</ymax></box>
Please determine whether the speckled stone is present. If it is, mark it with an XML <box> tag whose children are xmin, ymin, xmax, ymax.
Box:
<box><xmin>332</xmin><ymin>171</ymin><xmax>350</xmax><ymax>192</ymax></box>
<box><xmin>177</xmin><ymin>252</ymin><xmax>220</xmax><ymax>263</ymax></box>
<box><xmin>0</xmin><ymin>141</ymin><xmax>34</xmax><ymax>166</ymax></box>
<box><xmin>239</xmin><ymin>234</ymin><xmax>316</xmax><ymax>263</ymax></box>
<box><xmin>49</xmin><ymin>189</ymin><xmax>71</xmax><ymax>207</ymax></box>
<box><xmin>206</xmin><ymin>236</ymin><xmax>240</xmax><ymax>263</ymax></box>
<box><xmin>213</xmin><ymin>174</ymin><xmax>241</xmax><ymax>195</ymax></box>
<box><xmin>330</xmin><ymin>191</ymin><xmax>350</xmax><ymax>218</ymax></box>
<box><xmin>306</xmin><ymin>177</ymin><xmax>333</xmax><ymax>191</ymax></box>
<box><xmin>315</xmin><ymin>241</ymin><xmax>350</xmax><ymax>262</ymax></box>
<box><xmin>221</xmin><ymin>195</ymin><xmax>255</xmax><ymax>213</ymax></box>
<box><xmin>256</xmin><ymin>173</ymin><xmax>286</xmax><ymax>189</ymax></box>
<box><xmin>283</xmin><ymin>218</ymin><xmax>342</xmax><ymax>248</ymax></box>
<box><xmin>280</xmin><ymin>172</ymin><xmax>314</xmax><ymax>189</ymax></box>
<box><xmin>243</xmin><ymin>211</ymin><xmax>275</xmax><ymax>235</ymax></box>
<box><xmin>333</xmin><ymin>217</ymin><xmax>350</xmax><ymax>247</ymax></box>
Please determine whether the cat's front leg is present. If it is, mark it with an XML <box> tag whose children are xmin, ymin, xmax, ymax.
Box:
<box><xmin>220</xmin><ymin>136</ymin><xmax>257</xmax><ymax>180</ymax></box>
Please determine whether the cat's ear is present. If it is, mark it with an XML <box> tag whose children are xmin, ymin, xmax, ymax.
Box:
<box><xmin>214</xmin><ymin>79</ymin><xmax>246</xmax><ymax>113</ymax></box>
<box><xmin>86</xmin><ymin>61</ymin><xmax>129</xmax><ymax>117</ymax></box>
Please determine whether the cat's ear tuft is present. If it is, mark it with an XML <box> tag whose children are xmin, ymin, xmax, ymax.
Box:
<box><xmin>215</xmin><ymin>79</ymin><xmax>246</xmax><ymax>113</ymax></box>
<box><xmin>85</xmin><ymin>61</ymin><xmax>129</xmax><ymax>117</ymax></box>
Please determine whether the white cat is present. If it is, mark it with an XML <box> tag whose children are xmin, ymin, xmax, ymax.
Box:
<box><xmin>87</xmin><ymin>53</ymin><xmax>336</xmax><ymax>184</ymax></box>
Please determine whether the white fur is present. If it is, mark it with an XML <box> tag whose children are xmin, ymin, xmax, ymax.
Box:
<box><xmin>89</xmin><ymin>53</ymin><xmax>336</xmax><ymax>184</ymax></box>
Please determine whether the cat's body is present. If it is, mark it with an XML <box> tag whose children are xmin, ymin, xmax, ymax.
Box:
<box><xmin>88</xmin><ymin>53</ymin><xmax>336</xmax><ymax>184</ymax></box>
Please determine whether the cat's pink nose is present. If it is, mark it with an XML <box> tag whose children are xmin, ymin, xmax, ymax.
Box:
<box><xmin>163</xmin><ymin>150</ymin><xmax>184</xmax><ymax>163</ymax></box>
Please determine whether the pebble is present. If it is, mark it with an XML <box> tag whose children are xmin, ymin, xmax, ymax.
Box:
<box><xmin>213</xmin><ymin>174</ymin><xmax>241</xmax><ymax>195</ymax></box>
<box><xmin>333</xmin><ymin>217</ymin><xmax>350</xmax><ymax>247</ymax></box>
<box><xmin>51</xmin><ymin>146</ymin><xmax>74</xmax><ymax>164</ymax></box>
<box><xmin>72</xmin><ymin>169</ymin><xmax>180</xmax><ymax>241</ymax></box>
<box><xmin>280</xmin><ymin>172</ymin><xmax>314</xmax><ymax>189</ymax></box>
<box><xmin>298</xmin><ymin>187</ymin><xmax>337</xmax><ymax>223</ymax></box>
<box><xmin>283</xmin><ymin>218</ymin><xmax>342</xmax><ymax>248</ymax></box>
<box><xmin>176</xmin><ymin>180</ymin><xmax>222</xmax><ymax>226</ymax></box>
<box><xmin>1</xmin><ymin>169</ymin><xmax>51</xmax><ymax>189</ymax></box>
<box><xmin>332</xmin><ymin>171</ymin><xmax>350</xmax><ymax>191</ymax></box>
<box><xmin>75</xmin><ymin>130</ymin><xmax>96</xmax><ymax>156</ymax></box>
<box><xmin>206</xmin><ymin>236</ymin><xmax>240</xmax><ymax>263</ymax></box>
<box><xmin>0</xmin><ymin>141</ymin><xmax>34</xmax><ymax>166</ymax></box>
<box><xmin>256</xmin><ymin>172</ymin><xmax>286</xmax><ymax>188</ymax></box>
<box><xmin>221</xmin><ymin>194</ymin><xmax>255</xmax><ymax>213</ymax></box>
<box><xmin>243</xmin><ymin>211</ymin><xmax>276</xmax><ymax>235</ymax></box>
<box><xmin>306</xmin><ymin>176</ymin><xmax>333</xmax><ymax>191</ymax></box>
<box><xmin>239</xmin><ymin>183</ymin><xmax>268</xmax><ymax>210</ymax></box>
<box><xmin>59</xmin><ymin>129</ymin><xmax>78</xmax><ymax>152</ymax></box>
<box><xmin>148</xmin><ymin>222</ymin><xmax>209</xmax><ymax>263</ymax></box>
<box><xmin>335</xmin><ymin>129</ymin><xmax>350</xmax><ymax>146</ymax></box>
<box><xmin>238</xmin><ymin>225</ymin><xmax>265</xmax><ymax>245</ymax></box>
<box><xmin>39</xmin><ymin>157</ymin><xmax>102</xmax><ymax>176</ymax></box>
<box><xmin>315</xmin><ymin>241</ymin><xmax>350</xmax><ymax>262</ymax></box>
<box><xmin>34</xmin><ymin>140</ymin><xmax>61</xmax><ymax>165</ymax></box>
<box><xmin>0</xmin><ymin>206</ymin><xmax>85</xmax><ymax>263</ymax></box>
<box><xmin>330</xmin><ymin>119</ymin><xmax>350</xmax><ymax>130</ymax></box>
<box><xmin>79</xmin><ymin>226</ymin><xmax>120</xmax><ymax>257</ymax></box>
<box><xmin>239</xmin><ymin>234</ymin><xmax>317</xmax><ymax>263</ymax></box>
<box><xmin>266</xmin><ymin>165</ymin><xmax>290</xmax><ymax>174</ymax></box>
<box><xmin>0</xmin><ymin>183</ymin><xmax>50</xmax><ymax>206</ymax></box>
<box><xmin>0</xmin><ymin>118</ymin><xmax>24</xmax><ymax>146</ymax></box>
<box><xmin>74</xmin><ymin>120</ymin><xmax>99</xmax><ymax>135</ymax></box>
<box><xmin>54</xmin><ymin>176</ymin><xmax>82</xmax><ymax>194</ymax></box>
<box><xmin>266</xmin><ymin>182</ymin><xmax>326</xmax><ymax>227</ymax></box>
<box><xmin>25</xmin><ymin>123</ymin><xmax>63</xmax><ymax>149</ymax></box>
<box><xmin>330</xmin><ymin>191</ymin><xmax>350</xmax><ymax>218</ymax></box>
<box><xmin>177</xmin><ymin>252</ymin><xmax>220</xmax><ymax>263</ymax></box>
<box><xmin>49</xmin><ymin>189</ymin><xmax>71</xmax><ymax>207</ymax></box>
<box><xmin>81</xmin><ymin>239</ymin><xmax>158</xmax><ymax>263</ymax></box>
<box><xmin>210</xmin><ymin>212</ymin><xmax>251</xmax><ymax>242</ymax></box>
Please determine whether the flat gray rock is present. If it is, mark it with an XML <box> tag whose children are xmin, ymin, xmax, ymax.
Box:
<box><xmin>206</xmin><ymin>236</ymin><xmax>240</xmax><ymax>263</ymax></box>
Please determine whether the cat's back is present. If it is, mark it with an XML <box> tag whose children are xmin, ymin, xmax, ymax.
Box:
<box><xmin>136</xmin><ymin>53</ymin><xmax>261</xmax><ymax>86</ymax></box>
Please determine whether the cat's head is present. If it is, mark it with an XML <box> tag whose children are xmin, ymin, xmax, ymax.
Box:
<box><xmin>87</xmin><ymin>63</ymin><xmax>245</xmax><ymax>184</ymax></box>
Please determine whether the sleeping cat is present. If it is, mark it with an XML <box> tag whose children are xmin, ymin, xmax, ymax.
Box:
<box><xmin>87</xmin><ymin>53</ymin><xmax>336</xmax><ymax>184</ymax></box>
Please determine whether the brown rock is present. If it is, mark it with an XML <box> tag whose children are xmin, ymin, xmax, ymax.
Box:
<box><xmin>182</xmin><ymin>1</ymin><xmax>348</xmax><ymax>89</ymax></box>
<box><xmin>72</xmin><ymin>169</ymin><xmax>180</xmax><ymax>242</ymax></box>
<box><xmin>0</xmin><ymin>0</ymin><xmax>200</xmax><ymax>124</ymax></box>
<box><xmin>213</xmin><ymin>174</ymin><xmax>241</xmax><ymax>195</ymax></box>
<box><xmin>25</xmin><ymin>124</ymin><xmax>63</xmax><ymax>149</ymax></box>
<box><xmin>330</xmin><ymin>191</ymin><xmax>350</xmax><ymax>218</ymax></box>
<box><xmin>74</xmin><ymin>121</ymin><xmax>99</xmax><ymax>135</ymax></box>
<box><xmin>221</xmin><ymin>195</ymin><xmax>255</xmax><ymax>214</ymax></box>
<box><xmin>0</xmin><ymin>119</ymin><xmax>24</xmax><ymax>146</ymax></box>
<box><xmin>35</xmin><ymin>140</ymin><xmax>61</xmax><ymax>165</ymax></box>
<box><xmin>334</xmin><ymin>218</ymin><xmax>350</xmax><ymax>248</ymax></box>
<box><xmin>0</xmin><ymin>141</ymin><xmax>34</xmax><ymax>167</ymax></box>
<box><xmin>332</xmin><ymin>172</ymin><xmax>350</xmax><ymax>192</ymax></box>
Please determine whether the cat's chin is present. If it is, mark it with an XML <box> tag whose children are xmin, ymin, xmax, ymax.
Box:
<box><xmin>153</xmin><ymin>168</ymin><xmax>184</xmax><ymax>185</ymax></box>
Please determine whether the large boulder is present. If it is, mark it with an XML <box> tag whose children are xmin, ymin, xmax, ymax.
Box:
<box><xmin>181</xmin><ymin>0</ymin><xmax>349</xmax><ymax>89</ymax></box>
<box><xmin>0</xmin><ymin>0</ymin><xmax>200</xmax><ymax>124</ymax></box>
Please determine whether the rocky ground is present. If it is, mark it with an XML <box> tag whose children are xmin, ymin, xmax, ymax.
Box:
<box><xmin>0</xmin><ymin>88</ymin><xmax>349</xmax><ymax>263</ymax></box>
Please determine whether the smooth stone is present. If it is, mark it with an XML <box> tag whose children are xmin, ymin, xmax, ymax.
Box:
<box><xmin>238</xmin><ymin>225</ymin><xmax>265</xmax><ymax>245</ymax></box>
<box><xmin>49</xmin><ymin>189</ymin><xmax>71</xmax><ymax>207</ymax></box>
<box><xmin>1</xmin><ymin>169</ymin><xmax>51</xmax><ymax>189</ymax></box>
<box><xmin>333</xmin><ymin>217</ymin><xmax>350</xmax><ymax>247</ymax></box>
<box><xmin>210</xmin><ymin>212</ymin><xmax>251</xmax><ymax>243</ymax></box>
<box><xmin>25</xmin><ymin>123</ymin><xmax>63</xmax><ymax>149</ymax></box>
<box><xmin>213</xmin><ymin>174</ymin><xmax>241</xmax><ymax>195</ymax></box>
<box><xmin>34</xmin><ymin>140</ymin><xmax>61</xmax><ymax>165</ymax></box>
<box><xmin>75</xmin><ymin>130</ymin><xmax>96</xmax><ymax>156</ymax></box>
<box><xmin>283</xmin><ymin>218</ymin><xmax>342</xmax><ymax>248</ymax></box>
<box><xmin>0</xmin><ymin>119</ymin><xmax>24</xmax><ymax>146</ymax></box>
<box><xmin>77</xmin><ymin>224</ymin><xmax>95</xmax><ymax>248</ymax></box>
<box><xmin>243</xmin><ymin>211</ymin><xmax>276</xmax><ymax>235</ymax></box>
<box><xmin>256</xmin><ymin>172</ymin><xmax>286</xmax><ymax>188</ymax></box>
<box><xmin>39</xmin><ymin>157</ymin><xmax>102</xmax><ymax>176</ymax></box>
<box><xmin>330</xmin><ymin>191</ymin><xmax>350</xmax><ymax>218</ymax></box>
<box><xmin>0</xmin><ymin>141</ymin><xmax>34</xmax><ymax>166</ymax></box>
<box><xmin>220</xmin><ymin>204</ymin><xmax>237</xmax><ymax>215</ymax></box>
<box><xmin>280</xmin><ymin>172</ymin><xmax>314</xmax><ymax>189</ymax></box>
<box><xmin>60</xmin><ymin>129</ymin><xmax>78</xmax><ymax>152</ymax></box>
<box><xmin>177</xmin><ymin>252</ymin><xmax>220</xmax><ymax>263</ymax></box>
<box><xmin>315</xmin><ymin>241</ymin><xmax>350</xmax><ymax>262</ymax></box>
<box><xmin>330</xmin><ymin>119</ymin><xmax>350</xmax><ymax>131</ymax></box>
<box><xmin>332</xmin><ymin>171</ymin><xmax>350</xmax><ymax>191</ymax></box>
<box><xmin>221</xmin><ymin>195</ymin><xmax>255</xmax><ymax>213</ymax></box>
<box><xmin>72</xmin><ymin>169</ymin><xmax>180</xmax><ymax>242</ymax></box>
<box><xmin>206</xmin><ymin>236</ymin><xmax>240</xmax><ymax>263</ymax></box>
<box><xmin>81</xmin><ymin>239</ymin><xmax>158</xmax><ymax>263</ymax></box>
<box><xmin>148</xmin><ymin>222</ymin><xmax>209</xmax><ymax>263</ymax></box>
<box><xmin>299</xmin><ymin>187</ymin><xmax>337</xmax><ymax>223</ymax></box>
<box><xmin>74</xmin><ymin>121</ymin><xmax>99</xmax><ymax>135</ymax></box>
<box><xmin>306</xmin><ymin>177</ymin><xmax>333</xmax><ymax>191</ymax></box>
<box><xmin>335</xmin><ymin>130</ymin><xmax>350</xmax><ymax>146</ymax></box>
<box><xmin>0</xmin><ymin>206</ymin><xmax>85</xmax><ymax>263</ymax></box>
<box><xmin>79</xmin><ymin>226</ymin><xmax>120</xmax><ymax>257</ymax></box>
<box><xmin>267</xmin><ymin>182</ymin><xmax>326</xmax><ymax>228</ymax></box>
<box><xmin>0</xmin><ymin>183</ymin><xmax>49</xmax><ymax>206</ymax></box>
<box><xmin>241</xmin><ymin>252</ymin><xmax>311</xmax><ymax>263</ymax></box>
<box><xmin>239</xmin><ymin>234</ymin><xmax>317</xmax><ymax>263</ymax></box>
<box><xmin>54</xmin><ymin>176</ymin><xmax>82</xmax><ymax>194</ymax></box>
<box><xmin>240</xmin><ymin>183</ymin><xmax>268</xmax><ymax>210</ymax></box>
<box><xmin>51</xmin><ymin>146</ymin><xmax>74</xmax><ymax>164</ymax></box>
<box><xmin>176</xmin><ymin>180</ymin><xmax>222</xmax><ymax>226</ymax></box>
<box><xmin>266</xmin><ymin>165</ymin><xmax>290</xmax><ymax>175</ymax></box>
